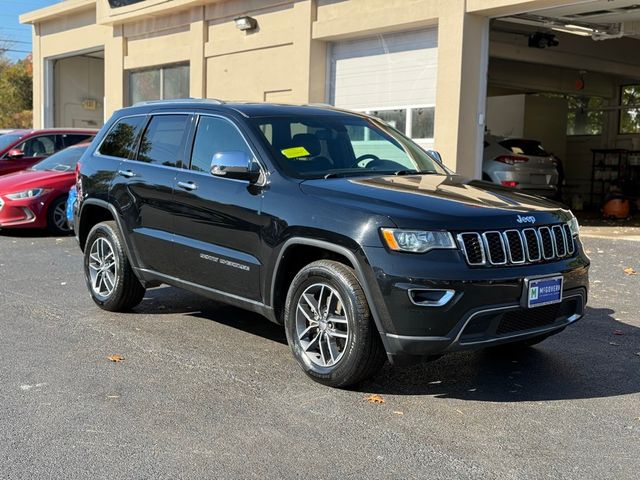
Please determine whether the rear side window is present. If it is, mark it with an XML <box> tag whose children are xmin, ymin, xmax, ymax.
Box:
<box><xmin>499</xmin><ymin>139</ymin><xmax>549</xmax><ymax>157</ymax></box>
<box><xmin>63</xmin><ymin>134</ymin><xmax>93</xmax><ymax>147</ymax></box>
<box><xmin>99</xmin><ymin>116</ymin><xmax>147</xmax><ymax>159</ymax></box>
<box><xmin>137</xmin><ymin>114</ymin><xmax>191</xmax><ymax>167</ymax></box>
<box><xmin>190</xmin><ymin>116</ymin><xmax>253</xmax><ymax>173</ymax></box>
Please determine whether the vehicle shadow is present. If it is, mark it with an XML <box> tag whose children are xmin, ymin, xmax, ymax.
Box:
<box><xmin>137</xmin><ymin>287</ymin><xmax>639</xmax><ymax>402</ymax></box>
<box><xmin>362</xmin><ymin>306</ymin><xmax>640</xmax><ymax>401</ymax></box>
<box><xmin>139</xmin><ymin>286</ymin><xmax>288</xmax><ymax>346</ymax></box>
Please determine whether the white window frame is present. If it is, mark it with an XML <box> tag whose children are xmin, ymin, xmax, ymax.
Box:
<box><xmin>355</xmin><ymin>104</ymin><xmax>436</xmax><ymax>141</ymax></box>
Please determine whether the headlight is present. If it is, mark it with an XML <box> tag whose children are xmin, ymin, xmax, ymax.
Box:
<box><xmin>568</xmin><ymin>216</ymin><xmax>580</xmax><ymax>237</ymax></box>
<box><xmin>6</xmin><ymin>188</ymin><xmax>46</xmax><ymax>200</ymax></box>
<box><xmin>381</xmin><ymin>228</ymin><xmax>456</xmax><ymax>253</ymax></box>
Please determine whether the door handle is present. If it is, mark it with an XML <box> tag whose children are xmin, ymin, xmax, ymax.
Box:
<box><xmin>118</xmin><ymin>169</ymin><xmax>136</xmax><ymax>178</ymax></box>
<box><xmin>177</xmin><ymin>181</ymin><xmax>197</xmax><ymax>191</ymax></box>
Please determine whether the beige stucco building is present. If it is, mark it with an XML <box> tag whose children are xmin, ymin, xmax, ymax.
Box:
<box><xmin>21</xmin><ymin>0</ymin><xmax>640</xmax><ymax>186</ymax></box>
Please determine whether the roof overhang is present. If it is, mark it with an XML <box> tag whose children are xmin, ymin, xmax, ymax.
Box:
<box><xmin>20</xmin><ymin>0</ymin><xmax>96</xmax><ymax>25</ymax></box>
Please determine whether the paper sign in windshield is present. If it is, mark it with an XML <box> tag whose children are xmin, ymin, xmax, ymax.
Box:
<box><xmin>281</xmin><ymin>146</ymin><xmax>310</xmax><ymax>159</ymax></box>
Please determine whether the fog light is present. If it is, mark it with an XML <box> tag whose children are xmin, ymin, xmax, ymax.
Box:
<box><xmin>408</xmin><ymin>289</ymin><xmax>455</xmax><ymax>307</ymax></box>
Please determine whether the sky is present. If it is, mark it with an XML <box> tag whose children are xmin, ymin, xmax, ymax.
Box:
<box><xmin>0</xmin><ymin>0</ymin><xmax>62</xmax><ymax>61</ymax></box>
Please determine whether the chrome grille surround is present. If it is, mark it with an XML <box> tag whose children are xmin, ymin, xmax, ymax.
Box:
<box><xmin>458</xmin><ymin>223</ymin><xmax>577</xmax><ymax>267</ymax></box>
<box><xmin>456</xmin><ymin>233</ymin><xmax>486</xmax><ymax>266</ymax></box>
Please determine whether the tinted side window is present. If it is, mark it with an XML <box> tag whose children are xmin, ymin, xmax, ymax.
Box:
<box><xmin>99</xmin><ymin>116</ymin><xmax>147</xmax><ymax>159</ymax></box>
<box><xmin>190</xmin><ymin>116</ymin><xmax>252</xmax><ymax>173</ymax></box>
<box><xmin>137</xmin><ymin>115</ymin><xmax>190</xmax><ymax>167</ymax></box>
<box><xmin>63</xmin><ymin>134</ymin><xmax>94</xmax><ymax>147</ymax></box>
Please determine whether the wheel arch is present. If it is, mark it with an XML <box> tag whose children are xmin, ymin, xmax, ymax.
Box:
<box><xmin>269</xmin><ymin>238</ymin><xmax>389</xmax><ymax>345</ymax></box>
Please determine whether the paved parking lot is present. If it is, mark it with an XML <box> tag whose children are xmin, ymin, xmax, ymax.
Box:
<box><xmin>0</xmin><ymin>230</ymin><xmax>638</xmax><ymax>479</ymax></box>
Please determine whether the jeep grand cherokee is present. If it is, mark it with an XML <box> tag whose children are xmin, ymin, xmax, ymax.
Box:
<box><xmin>74</xmin><ymin>100</ymin><xmax>589</xmax><ymax>387</ymax></box>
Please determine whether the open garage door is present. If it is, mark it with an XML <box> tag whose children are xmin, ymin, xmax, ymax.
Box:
<box><xmin>485</xmin><ymin>0</ymin><xmax>640</xmax><ymax>214</ymax></box>
<box><xmin>329</xmin><ymin>28</ymin><xmax>438</xmax><ymax>149</ymax></box>
<box><xmin>49</xmin><ymin>49</ymin><xmax>104</xmax><ymax>129</ymax></box>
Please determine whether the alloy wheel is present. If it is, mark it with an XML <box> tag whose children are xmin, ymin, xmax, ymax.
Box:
<box><xmin>295</xmin><ymin>283</ymin><xmax>350</xmax><ymax>367</ymax></box>
<box><xmin>53</xmin><ymin>202</ymin><xmax>70</xmax><ymax>232</ymax></box>
<box><xmin>88</xmin><ymin>237</ymin><xmax>117</xmax><ymax>299</ymax></box>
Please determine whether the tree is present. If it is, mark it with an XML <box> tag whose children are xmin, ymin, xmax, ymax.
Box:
<box><xmin>0</xmin><ymin>52</ymin><xmax>33</xmax><ymax>128</ymax></box>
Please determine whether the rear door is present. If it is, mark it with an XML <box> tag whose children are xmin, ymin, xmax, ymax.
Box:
<box><xmin>109</xmin><ymin>113</ymin><xmax>193</xmax><ymax>274</ymax></box>
<box><xmin>172</xmin><ymin>114</ymin><xmax>264</xmax><ymax>301</ymax></box>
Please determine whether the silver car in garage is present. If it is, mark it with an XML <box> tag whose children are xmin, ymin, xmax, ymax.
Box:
<box><xmin>482</xmin><ymin>135</ymin><xmax>559</xmax><ymax>197</ymax></box>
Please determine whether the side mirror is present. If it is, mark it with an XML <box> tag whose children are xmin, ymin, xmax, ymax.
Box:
<box><xmin>426</xmin><ymin>149</ymin><xmax>443</xmax><ymax>163</ymax></box>
<box><xmin>7</xmin><ymin>148</ymin><xmax>25</xmax><ymax>159</ymax></box>
<box><xmin>210</xmin><ymin>151</ymin><xmax>260</xmax><ymax>183</ymax></box>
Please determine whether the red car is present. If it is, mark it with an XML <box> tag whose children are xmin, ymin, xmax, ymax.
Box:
<box><xmin>0</xmin><ymin>143</ymin><xmax>90</xmax><ymax>234</ymax></box>
<box><xmin>0</xmin><ymin>128</ymin><xmax>96</xmax><ymax>177</ymax></box>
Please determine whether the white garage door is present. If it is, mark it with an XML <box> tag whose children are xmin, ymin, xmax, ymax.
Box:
<box><xmin>329</xmin><ymin>28</ymin><xmax>438</xmax><ymax>143</ymax></box>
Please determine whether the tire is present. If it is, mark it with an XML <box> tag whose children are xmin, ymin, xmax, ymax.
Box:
<box><xmin>83</xmin><ymin>220</ymin><xmax>145</xmax><ymax>312</ymax></box>
<box><xmin>284</xmin><ymin>260</ymin><xmax>386</xmax><ymax>387</ymax></box>
<box><xmin>47</xmin><ymin>196</ymin><xmax>71</xmax><ymax>235</ymax></box>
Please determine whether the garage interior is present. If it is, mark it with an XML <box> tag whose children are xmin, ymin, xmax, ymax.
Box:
<box><xmin>52</xmin><ymin>49</ymin><xmax>104</xmax><ymax>129</ymax></box>
<box><xmin>488</xmin><ymin>0</ymin><xmax>640</xmax><ymax>214</ymax></box>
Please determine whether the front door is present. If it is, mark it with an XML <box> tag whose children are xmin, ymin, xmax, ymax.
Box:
<box><xmin>172</xmin><ymin>115</ymin><xmax>264</xmax><ymax>301</ymax></box>
<box><xmin>0</xmin><ymin>134</ymin><xmax>60</xmax><ymax>175</ymax></box>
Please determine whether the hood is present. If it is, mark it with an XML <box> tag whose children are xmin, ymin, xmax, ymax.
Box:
<box><xmin>0</xmin><ymin>169</ymin><xmax>74</xmax><ymax>195</ymax></box>
<box><xmin>300</xmin><ymin>174</ymin><xmax>571</xmax><ymax>230</ymax></box>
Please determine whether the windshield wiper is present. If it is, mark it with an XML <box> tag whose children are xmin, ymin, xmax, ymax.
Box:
<box><xmin>323</xmin><ymin>172</ymin><xmax>345</xmax><ymax>179</ymax></box>
<box><xmin>393</xmin><ymin>169</ymin><xmax>438</xmax><ymax>176</ymax></box>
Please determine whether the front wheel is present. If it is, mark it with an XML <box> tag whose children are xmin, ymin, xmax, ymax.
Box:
<box><xmin>284</xmin><ymin>260</ymin><xmax>386</xmax><ymax>387</ymax></box>
<box><xmin>83</xmin><ymin>221</ymin><xmax>145</xmax><ymax>312</ymax></box>
<box><xmin>47</xmin><ymin>196</ymin><xmax>71</xmax><ymax>235</ymax></box>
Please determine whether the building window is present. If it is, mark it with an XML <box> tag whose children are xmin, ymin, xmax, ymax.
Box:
<box><xmin>129</xmin><ymin>63</ymin><xmax>190</xmax><ymax>105</ymax></box>
<box><xmin>619</xmin><ymin>85</ymin><xmax>640</xmax><ymax>134</ymax></box>
<box><xmin>365</xmin><ymin>106</ymin><xmax>435</xmax><ymax>140</ymax></box>
<box><xmin>567</xmin><ymin>95</ymin><xmax>604</xmax><ymax>136</ymax></box>
<box><xmin>537</xmin><ymin>93</ymin><xmax>605</xmax><ymax>136</ymax></box>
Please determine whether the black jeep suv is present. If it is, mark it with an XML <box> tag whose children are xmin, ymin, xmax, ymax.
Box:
<box><xmin>75</xmin><ymin>100</ymin><xmax>589</xmax><ymax>387</ymax></box>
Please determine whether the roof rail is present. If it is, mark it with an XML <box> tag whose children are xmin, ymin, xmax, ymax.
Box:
<box><xmin>133</xmin><ymin>98</ymin><xmax>225</xmax><ymax>107</ymax></box>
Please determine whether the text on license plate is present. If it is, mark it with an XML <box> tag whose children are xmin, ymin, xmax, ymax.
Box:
<box><xmin>527</xmin><ymin>275</ymin><xmax>563</xmax><ymax>308</ymax></box>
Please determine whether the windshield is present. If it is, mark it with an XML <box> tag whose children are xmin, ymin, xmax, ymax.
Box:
<box><xmin>0</xmin><ymin>134</ymin><xmax>23</xmax><ymax>152</ymax></box>
<box><xmin>31</xmin><ymin>145</ymin><xmax>88</xmax><ymax>172</ymax></box>
<box><xmin>250</xmin><ymin>114</ymin><xmax>446</xmax><ymax>179</ymax></box>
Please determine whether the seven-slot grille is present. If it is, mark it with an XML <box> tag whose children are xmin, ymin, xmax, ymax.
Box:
<box><xmin>457</xmin><ymin>223</ymin><xmax>575</xmax><ymax>267</ymax></box>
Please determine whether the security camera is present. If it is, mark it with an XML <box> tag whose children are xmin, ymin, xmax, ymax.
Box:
<box><xmin>528</xmin><ymin>32</ymin><xmax>560</xmax><ymax>49</ymax></box>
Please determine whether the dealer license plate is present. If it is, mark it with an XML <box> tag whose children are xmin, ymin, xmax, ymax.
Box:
<box><xmin>525</xmin><ymin>275</ymin><xmax>563</xmax><ymax>308</ymax></box>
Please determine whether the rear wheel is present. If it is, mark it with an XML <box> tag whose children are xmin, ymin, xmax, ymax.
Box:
<box><xmin>83</xmin><ymin>221</ymin><xmax>145</xmax><ymax>312</ymax></box>
<box><xmin>284</xmin><ymin>260</ymin><xmax>386</xmax><ymax>387</ymax></box>
<box><xmin>47</xmin><ymin>196</ymin><xmax>71</xmax><ymax>235</ymax></box>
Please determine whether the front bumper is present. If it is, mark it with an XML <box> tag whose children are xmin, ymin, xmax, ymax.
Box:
<box><xmin>0</xmin><ymin>196</ymin><xmax>48</xmax><ymax>229</ymax></box>
<box><xmin>361</xmin><ymin>244</ymin><xmax>590</xmax><ymax>363</ymax></box>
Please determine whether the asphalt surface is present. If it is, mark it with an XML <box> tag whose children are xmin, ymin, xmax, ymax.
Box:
<box><xmin>0</xmin><ymin>230</ymin><xmax>638</xmax><ymax>479</ymax></box>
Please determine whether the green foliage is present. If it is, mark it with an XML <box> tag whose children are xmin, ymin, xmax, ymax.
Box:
<box><xmin>620</xmin><ymin>85</ymin><xmax>640</xmax><ymax>134</ymax></box>
<box><xmin>0</xmin><ymin>53</ymin><xmax>33</xmax><ymax>129</ymax></box>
